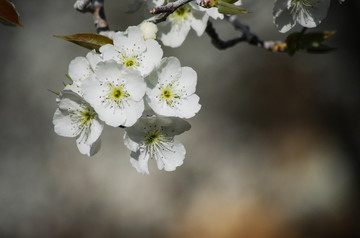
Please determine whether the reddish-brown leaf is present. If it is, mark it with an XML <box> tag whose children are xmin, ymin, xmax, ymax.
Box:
<box><xmin>0</xmin><ymin>0</ymin><xmax>23</xmax><ymax>27</ymax></box>
<box><xmin>54</xmin><ymin>33</ymin><xmax>113</xmax><ymax>52</ymax></box>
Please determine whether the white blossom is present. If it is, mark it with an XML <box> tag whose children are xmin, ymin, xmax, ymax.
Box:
<box><xmin>82</xmin><ymin>60</ymin><xmax>146</xmax><ymax>127</ymax></box>
<box><xmin>99</xmin><ymin>26</ymin><xmax>163</xmax><ymax>77</ymax></box>
<box><xmin>145</xmin><ymin>57</ymin><xmax>201</xmax><ymax>119</ymax></box>
<box><xmin>273</xmin><ymin>0</ymin><xmax>331</xmax><ymax>33</ymax></box>
<box><xmin>158</xmin><ymin>2</ymin><xmax>223</xmax><ymax>48</ymax></box>
<box><xmin>65</xmin><ymin>50</ymin><xmax>102</xmax><ymax>96</ymax></box>
<box><xmin>123</xmin><ymin>115</ymin><xmax>191</xmax><ymax>174</ymax></box>
<box><xmin>53</xmin><ymin>90</ymin><xmax>104</xmax><ymax>156</ymax></box>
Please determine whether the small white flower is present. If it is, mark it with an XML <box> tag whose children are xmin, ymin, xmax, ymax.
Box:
<box><xmin>99</xmin><ymin>26</ymin><xmax>163</xmax><ymax>77</ymax></box>
<box><xmin>158</xmin><ymin>2</ymin><xmax>222</xmax><ymax>48</ymax></box>
<box><xmin>82</xmin><ymin>60</ymin><xmax>146</xmax><ymax>127</ymax></box>
<box><xmin>65</xmin><ymin>50</ymin><xmax>102</xmax><ymax>96</ymax></box>
<box><xmin>273</xmin><ymin>0</ymin><xmax>331</xmax><ymax>33</ymax></box>
<box><xmin>146</xmin><ymin>57</ymin><xmax>201</xmax><ymax>119</ymax></box>
<box><xmin>53</xmin><ymin>90</ymin><xmax>104</xmax><ymax>156</ymax></box>
<box><xmin>123</xmin><ymin>115</ymin><xmax>191</xmax><ymax>174</ymax></box>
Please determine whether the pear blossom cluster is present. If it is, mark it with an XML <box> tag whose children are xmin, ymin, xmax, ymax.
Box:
<box><xmin>53</xmin><ymin>0</ymin><xmax>346</xmax><ymax>175</ymax></box>
<box><xmin>53</xmin><ymin>24</ymin><xmax>201</xmax><ymax>174</ymax></box>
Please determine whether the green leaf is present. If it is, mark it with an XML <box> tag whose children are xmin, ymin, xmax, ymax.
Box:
<box><xmin>54</xmin><ymin>33</ymin><xmax>113</xmax><ymax>52</ymax></box>
<box><xmin>285</xmin><ymin>31</ymin><xmax>336</xmax><ymax>56</ymax></box>
<box><xmin>217</xmin><ymin>0</ymin><xmax>249</xmax><ymax>15</ymax></box>
<box><xmin>297</xmin><ymin>31</ymin><xmax>335</xmax><ymax>44</ymax></box>
<box><xmin>0</xmin><ymin>0</ymin><xmax>23</xmax><ymax>27</ymax></box>
<box><xmin>48</xmin><ymin>89</ymin><xmax>60</xmax><ymax>95</ymax></box>
<box><xmin>302</xmin><ymin>44</ymin><xmax>337</xmax><ymax>54</ymax></box>
<box><xmin>221</xmin><ymin>0</ymin><xmax>238</xmax><ymax>3</ymax></box>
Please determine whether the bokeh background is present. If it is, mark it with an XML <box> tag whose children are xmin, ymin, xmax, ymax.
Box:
<box><xmin>1</xmin><ymin>0</ymin><xmax>359</xmax><ymax>237</ymax></box>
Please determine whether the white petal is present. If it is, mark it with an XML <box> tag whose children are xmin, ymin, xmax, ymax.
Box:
<box><xmin>158</xmin><ymin>57</ymin><xmax>182</xmax><ymax>83</ymax></box>
<box><xmin>190</xmin><ymin>2</ymin><xmax>224</xmax><ymax>20</ymax></box>
<box><xmin>159</xmin><ymin>117</ymin><xmax>191</xmax><ymax>137</ymax></box>
<box><xmin>205</xmin><ymin>7</ymin><xmax>224</xmax><ymax>20</ymax></box>
<box><xmin>297</xmin><ymin>0</ymin><xmax>330</xmax><ymax>28</ymax></box>
<box><xmin>87</xmin><ymin>116</ymin><xmax>104</xmax><ymax>145</ymax></box>
<box><xmin>68</xmin><ymin>57</ymin><xmax>92</xmax><ymax>83</ymax></box>
<box><xmin>130</xmin><ymin>150</ymin><xmax>150</xmax><ymax>174</ymax></box>
<box><xmin>154</xmin><ymin>140</ymin><xmax>186</xmax><ymax>172</ymax></box>
<box><xmin>122</xmin><ymin>71</ymin><xmax>147</xmax><ymax>101</ymax></box>
<box><xmin>145</xmin><ymin>92</ymin><xmax>175</xmax><ymax>117</ymax></box>
<box><xmin>173</xmin><ymin>94</ymin><xmax>201</xmax><ymax>119</ymax></box>
<box><xmin>273</xmin><ymin>2</ymin><xmax>296</xmax><ymax>33</ymax></box>
<box><xmin>121</xmin><ymin>99</ymin><xmax>145</xmax><ymax>127</ymax></box>
<box><xmin>159</xmin><ymin>21</ymin><xmax>191</xmax><ymax>48</ymax></box>
<box><xmin>57</xmin><ymin>90</ymin><xmax>84</xmax><ymax>112</ymax></box>
<box><xmin>137</xmin><ymin>39</ymin><xmax>163</xmax><ymax>76</ymax></box>
<box><xmin>53</xmin><ymin>108</ymin><xmax>76</xmax><ymax>137</ymax></box>
<box><xmin>99</xmin><ymin>44</ymin><xmax>119</xmax><ymax>62</ymax></box>
<box><xmin>76</xmin><ymin>137</ymin><xmax>102</xmax><ymax>156</ymax></box>
<box><xmin>113</xmin><ymin>27</ymin><xmax>146</xmax><ymax>53</ymax></box>
<box><xmin>177</xmin><ymin>66</ymin><xmax>197</xmax><ymax>95</ymax></box>
<box><xmin>189</xmin><ymin>8</ymin><xmax>209</xmax><ymax>36</ymax></box>
<box><xmin>64</xmin><ymin>83</ymin><xmax>82</xmax><ymax>96</ymax></box>
<box><xmin>123</xmin><ymin>131</ymin><xmax>141</xmax><ymax>152</ymax></box>
<box><xmin>86</xmin><ymin>50</ymin><xmax>103</xmax><ymax>70</ymax></box>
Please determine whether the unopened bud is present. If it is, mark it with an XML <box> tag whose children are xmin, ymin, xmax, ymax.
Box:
<box><xmin>140</xmin><ymin>22</ymin><xmax>158</xmax><ymax>40</ymax></box>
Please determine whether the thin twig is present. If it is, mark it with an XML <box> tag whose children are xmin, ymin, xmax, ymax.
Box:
<box><xmin>225</xmin><ymin>15</ymin><xmax>263</xmax><ymax>47</ymax></box>
<box><xmin>147</xmin><ymin>0</ymin><xmax>194</xmax><ymax>24</ymax></box>
<box><xmin>205</xmin><ymin>21</ymin><xmax>245</xmax><ymax>50</ymax></box>
<box><xmin>206</xmin><ymin>15</ymin><xmax>286</xmax><ymax>52</ymax></box>
<box><xmin>74</xmin><ymin>0</ymin><xmax>109</xmax><ymax>33</ymax></box>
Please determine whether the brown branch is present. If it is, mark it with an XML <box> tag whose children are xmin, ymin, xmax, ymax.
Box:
<box><xmin>206</xmin><ymin>15</ymin><xmax>286</xmax><ymax>52</ymax></box>
<box><xmin>147</xmin><ymin>0</ymin><xmax>194</xmax><ymax>24</ymax></box>
<box><xmin>74</xmin><ymin>0</ymin><xmax>109</xmax><ymax>33</ymax></box>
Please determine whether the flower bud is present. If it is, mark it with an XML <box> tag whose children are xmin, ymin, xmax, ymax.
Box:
<box><xmin>140</xmin><ymin>22</ymin><xmax>158</xmax><ymax>40</ymax></box>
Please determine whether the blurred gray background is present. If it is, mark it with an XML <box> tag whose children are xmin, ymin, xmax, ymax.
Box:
<box><xmin>1</xmin><ymin>0</ymin><xmax>359</xmax><ymax>237</ymax></box>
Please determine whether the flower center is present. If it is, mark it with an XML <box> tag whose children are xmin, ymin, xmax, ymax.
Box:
<box><xmin>145</xmin><ymin>129</ymin><xmax>163</xmax><ymax>145</ymax></box>
<box><xmin>81</xmin><ymin>110</ymin><xmax>96</xmax><ymax>122</ymax></box>
<box><xmin>125</xmin><ymin>60</ymin><xmax>135</xmax><ymax>68</ymax></box>
<box><xmin>71</xmin><ymin>106</ymin><xmax>97</xmax><ymax>138</ymax></box>
<box><xmin>160</xmin><ymin>84</ymin><xmax>179</xmax><ymax>106</ymax></box>
<box><xmin>119</xmin><ymin>50</ymin><xmax>141</xmax><ymax>69</ymax></box>
<box><xmin>113</xmin><ymin>89</ymin><xmax>122</xmax><ymax>98</ymax></box>
<box><xmin>171</xmin><ymin>5</ymin><xmax>191</xmax><ymax>22</ymax></box>
<box><xmin>107</xmin><ymin>84</ymin><xmax>130</xmax><ymax>106</ymax></box>
<box><xmin>163</xmin><ymin>89</ymin><xmax>171</xmax><ymax>98</ymax></box>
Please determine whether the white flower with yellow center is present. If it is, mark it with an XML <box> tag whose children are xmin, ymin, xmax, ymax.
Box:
<box><xmin>123</xmin><ymin>115</ymin><xmax>191</xmax><ymax>174</ymax></box>
<box><xmin>65</xmin><ymin>50</ymin><xmax>102</xmax><ymax>96</ymax></box>
<box><xmin>53</xmin><ymin>90</ymin><xmax>104</xmax><ymax>156</ymax></box>
<box><xmin>145</xmin><ymin>57</ymin><xmax>201</xmax><ymax>119</ymax></box>
<box><xmin>81</xmin><ymin>60</ymin><xmax>146</xmax><ymax>127</ymax></box>
<box><xmin>99</xmin><ymin>26</ymin><xmax>163</xmax><ymax>77</ymax></box>
<box><xmin>158</xmin><ymin>2</ymin><xmax>223</xmax><ymax>48</ymax></box>
<box><xmin>273</xmin><ymin>0</ymin><xmax>331</xmax><ymax>33</ymax></box>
